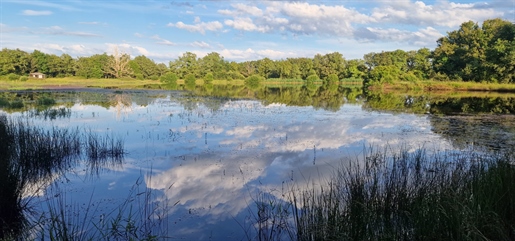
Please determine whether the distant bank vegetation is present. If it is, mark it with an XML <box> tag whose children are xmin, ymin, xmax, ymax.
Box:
<box><xmin>0</xmin><ymin>18</ymin><xmax>514</xmax><ymax>86</ymax></box>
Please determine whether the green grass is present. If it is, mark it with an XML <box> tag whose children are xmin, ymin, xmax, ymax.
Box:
<box><xmin>370</xmin><ymin>80</ymin><xmax>515</xmax><ymax>92</ymax></box>
<box><xmin>0</xmin><ymin>77</ymin><xmax>164</xmax><ymax>90</ymax></box>
<box><xmin>252</xmin><ymin>146</ymin><xmax>515</xmax><ymax>241</ymax></box>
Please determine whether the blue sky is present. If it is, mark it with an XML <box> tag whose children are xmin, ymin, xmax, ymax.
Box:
<box><xmin>1</xmin><ymin>0</ymin><xmax>514</xmax><ymax>62</ymax></box>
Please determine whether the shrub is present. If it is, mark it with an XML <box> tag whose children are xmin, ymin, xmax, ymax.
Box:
<box><xmin>245</xmin><ymin>75</ymin><xmax>264</xmax><ymax>89</ymax></box>
<box><xmin>184</xmin><ymin>74</ymin><xmax>196</xmax><ymax>89</ymax></box>
<box><xmin>135</xmin><ymin>74</ymin><xmax>144</xmax><ymax>80</ymax></box>
<box><xmin>7</xmin><ymin>73</ymin><xmax>19</xmax><ymax>81</ymax></box>
<box><xmin>160</xmin><ymin>72</ymin><xmax>178</xmax><ymax>84</ymax></box>
<box><xmin>149</xmin><ymin>75</ymin><xmax>159</xmax><ymax>81</ymax></box>
<box><xmin>204</xmin><ymin>73</ymin><xmax>214</xmax><ymax>84</ymax></box>
<box><xmin>19</xmin><ymin>76</ymin><xmax>28</xmax><ymax>82</ymax></box>
<box><xmin>325</xmin><ymin>73</ymin><xmax>339</xmax><ymax>85</ymax></box>
<box><xmin>306</xmin><ymin>74</ymin><xmax>319</xmax><ymax>82</ymax></box>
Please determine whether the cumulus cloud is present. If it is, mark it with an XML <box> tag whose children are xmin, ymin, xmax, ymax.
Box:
<box><xmin>22</xmin><ymin>9</ymin><xmax>53</xmax><ymax>16</ymax></box>
<box><xmin>370</xmin><ymin>0</ymin><xmax>502</xmax><ymax>28</ymax></box>
<box><xmin>221</xmin><ymin>2</ymin><xmax>373</xmax><ymax>36</ymax></box>
<box><xmin>168</xmin><ymin>18</ymin><xmax>223</xmax><ymax>34</ymax></box>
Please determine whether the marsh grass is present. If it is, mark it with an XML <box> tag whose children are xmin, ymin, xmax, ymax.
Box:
<box><xmin>38</xmin><ymin>175</ymin><xmax>170</xmax><ymax>241</ymax></box>
<box><xmin>253</xmin><ymin>147</ymin><xmax>515</xmax><ymax>241</ymax></box>
<box><xmin>0</xmin><ymin>115</ymin><xmax>128</xmax><ymax>239</ymax></box>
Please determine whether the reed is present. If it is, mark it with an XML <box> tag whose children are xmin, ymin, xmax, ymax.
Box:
<box><xmin>0</xmin><ymin>115</ymin><xmax>128</xmax><ymax>239</ymax></box>
<box><xmin>253</xmin><ymin>147</ymin><xmax>515</xmax><ymax>240</ymax></box>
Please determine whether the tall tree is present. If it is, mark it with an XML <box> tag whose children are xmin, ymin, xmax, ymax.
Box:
<box><xmin>170</xmin><ymin>52</ymin><xmax>199</xmax><ymax>78</ymax></box>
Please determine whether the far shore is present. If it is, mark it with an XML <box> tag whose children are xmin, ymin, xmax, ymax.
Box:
<box><xmin>1</xmin><ymin>77</ymin><xmax>515</xmax><ymax>93</ymax></box>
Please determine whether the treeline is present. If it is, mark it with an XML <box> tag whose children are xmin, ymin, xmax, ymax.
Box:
<box><xmin>0</xmin><ymin>18</ymin><xmax>513</xmax><ymax>84</ymax></box>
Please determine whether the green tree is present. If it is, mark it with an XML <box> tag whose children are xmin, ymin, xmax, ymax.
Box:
<box><xmin>75</xmin><ymin>54</ymin><xmax>109</xmax><ymax>79</ymax></box>
<box><xmin>0</xmin><ymin>49</ymin><xmax>31</xmax><ymax>76</ymax></box>
<box><xmin>199</xmin><ymin>52</ymin><xmax>227</xmax><ymax>79</ymax></box>
<box><xmin>30</xmin><ymin>50</ymin><xmax>49</xmax><ymax>74</ymax></box>
<box><xmin>132</xmin><ymin>55</ymin><xmax>159</xmax><ymax>79</ymax></box>
<box><xmin>170</xmin><ymin>52</ymin><xmax>199</xmax><ymax>78</ymax></box>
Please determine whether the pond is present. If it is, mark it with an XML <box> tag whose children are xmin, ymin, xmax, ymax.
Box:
<box><xmin>1</xmin><ymin>85</ymin><xmax>514</xmax><ymax>240</ymax></box>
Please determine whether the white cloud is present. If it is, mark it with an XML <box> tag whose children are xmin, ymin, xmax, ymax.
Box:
<box><xmin>190</xmin><ymin>41</ymin><xmax>210</xmax><ymax>48</ymax></box>
<box><xmin>22</xmin><ymin>9</ymin><xmax>53</xmax><ymax>16</ymax></box>
<box><xmin>371</xmin><ymin>0</ymin><xmax>502</xmax><ymax>28</ymax></box>
<box><xmin>168</xmin><ymin>19</ymin><xmax>223</xmax><ymax>34</ymax></box>
<box><xmin>151</xmin><ymin>35</ymin><xmax>176</xmax><ymax>46</ymax></box>
<box><xmin>219</xmin><ymin>3</ymin><xmax>263</xmax><ymax>17</ymax></box>
<box><xmin>221</xmin><ymin>2</ymin><xmax>373</xmax><ymax>36</ymax></box>
<box><xmin>224</xmin><ymin>17</ymin><xmax>269</xmax><ymax>32</ymax></box>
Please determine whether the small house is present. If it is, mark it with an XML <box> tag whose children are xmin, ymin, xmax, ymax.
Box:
<box><xmin>29</xmin><ymin>72</ymin><xmax>46</xmax><ymax>79</ymax></box>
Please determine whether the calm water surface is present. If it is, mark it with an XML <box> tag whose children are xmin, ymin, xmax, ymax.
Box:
<box><xmin>2</xmin><ymin>88</ymin><xmax>513</xmax><ymax>240</ymax></box>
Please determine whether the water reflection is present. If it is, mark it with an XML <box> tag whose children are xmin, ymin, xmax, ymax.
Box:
<box><xmin>0</xmin><ymin>87</ymin><xmax>514</xmax><ymax>239</ymax></box>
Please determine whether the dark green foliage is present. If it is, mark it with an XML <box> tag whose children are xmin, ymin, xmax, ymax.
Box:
<box><xmin>433</xmin><ymin>18</ymin><xmax>515</xmax><ymax>83</ymax></box>
<box><xmin>19</xmin><ymin>76</ymin><xmax>28</xmax><ymax>81</ymax></box>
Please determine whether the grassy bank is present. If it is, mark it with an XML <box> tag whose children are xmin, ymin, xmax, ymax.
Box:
<box><xmin>253</xmin><ymin>147</ymin><xmax>515</xmax><ymax>241</ymax></box>
<box><xmin>369</xmin><ymin>80</ymin><xmax>515</xmax><ymax>92</ymax></box>
<box><xmin>0</xmin><ymin>77</ymin><xmax>164</xmax><ymax>90</ymax></box>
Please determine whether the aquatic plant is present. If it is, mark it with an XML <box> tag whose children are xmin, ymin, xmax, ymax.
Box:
<box><xmin>0</xmin><ymin>115</ymin><xmax>127</xmax><ymax>239</ymax></box>
<box><xmin>252</xmin><ymin>147</ymin><xmax>515</xmax><ymax>241</ymax></box>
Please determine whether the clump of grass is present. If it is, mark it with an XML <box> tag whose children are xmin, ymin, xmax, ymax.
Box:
<box><xmin>0</xmin><ymin>115</ymin><xmax>127</xmax><ymax>239</ymax></box>
<box><xmin>253</xmin><ymin>146</ymin><xmax>515</xmax><ymax>241</ymax></box>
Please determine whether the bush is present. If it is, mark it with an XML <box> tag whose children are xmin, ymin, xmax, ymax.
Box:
<box><xmin>135</xmin><ymin>74</ymin><xmax>144</xmax><ymax>80</ymax></box>
<box><xmin>245</xmin><ymin>75</ymin><xmax>264</xmax><ymax>89</ymax></box>
<box><xmin>204</xmin><ymin>73</ymin><xmax>214</xmax><ymax>84</ymax></box>
<box><xmin>160</xmin><ymin>72</ymin><xmax>178</xmax><ymax>84</ymax></box>
<box><xmin>306</xmin><ymin>74</ymin><xmax>319</xmax><ymax>82</ymax></box>
<box><xmin>19</xmin><ymin>76</ymin><xmax>28</xmax><ymax>82</ymax></box>
<box><xmin>7</xmin><ymin>73</ymin><xmax>19</xmax><ymax>81</ymax></box>
<box><xmin>149</xmin><ymin>75</ymin><xmax>159</xmax><ymax>81</ymax></box>
<box><xmin>325</xmin><ymin>73</ymin><xmax>339</xmax><ymax>85</ymax></box>
<box><xmin>184</xmin><ymin>74</ymin><xmax>196</xmax><ymax>89</ymax></box>
<box><xmin>401</xmin><ymin>72</ymin><xmax>420</xmax><ymax>82</ymax></box>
